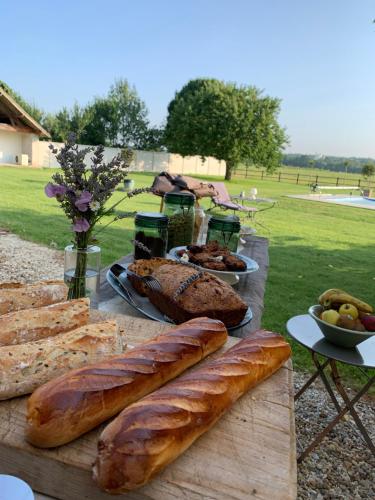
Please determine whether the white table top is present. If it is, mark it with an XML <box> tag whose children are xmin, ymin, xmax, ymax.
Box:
<box><xmin>287</xmin><ymin>315</ymin><xmax>375</xmax><ymax>368</ymax></box>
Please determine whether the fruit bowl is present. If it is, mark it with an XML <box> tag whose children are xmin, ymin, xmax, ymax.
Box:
<box><xmin>308</xmin><ymin>305</ymin><xmax>375</xmax><ymax>349</ymax></box>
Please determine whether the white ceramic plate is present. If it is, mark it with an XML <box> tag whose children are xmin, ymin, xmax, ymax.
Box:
<box><xmin>0</xmin><ymin>475</ymin><xmax>34</xmax><ymax>500</ymax></box>
<box><xmin>168</xmin><ymin>246</ymin><xmax>259</xmax><ymax>281</ymax></box>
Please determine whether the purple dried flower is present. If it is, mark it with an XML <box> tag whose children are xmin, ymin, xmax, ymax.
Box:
<box><xmin>45</xmin><ymin>183</ymin><xmax>67</xmax><ymax>198</ymax></box>
<box><xmin>72</xmin><ymin>218</ymin><xmax>90</xmax><ymax>233</ymax></box>
<box><xmin>74</xmin><ymin>191</ymin><xmax>93</xmax><ymax>212</ymax></box>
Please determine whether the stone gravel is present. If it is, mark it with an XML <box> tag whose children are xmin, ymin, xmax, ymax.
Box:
<box><xmin>0</xmin><ymin>231</ymin><xmax>63</xmax><ymax>283</ymax></box>
<box><xmin>295</xmin><ymin>372</ymin><xmax>375</xmax><ymax>500</ymax></box>
<box><xmin>0</xmin><ymin>231</ymin><xmax>374</xmax><ymax>499</ymax></box>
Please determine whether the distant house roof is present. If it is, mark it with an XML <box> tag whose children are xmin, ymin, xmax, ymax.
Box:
<box><xmin>0</xmin><ymin>87</ymin><xmax>50</xmax><ymax>137</ymax></box>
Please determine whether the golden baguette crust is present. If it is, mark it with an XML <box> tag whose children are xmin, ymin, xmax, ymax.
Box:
<box><xmin>93</xmin><ymin>330</ymin><xmax>291</xmax><ymax>493</ymax></box>
<box><xmin>26</xmin><ymin>317</ymin><xmax>228</xmax><ymax>448</ymax></box>
<box><xmin>0</xmin><ymin>298</ymin><xmax>90</xmax><ymax>347</ymax></box>
<box><xmin>0</xmin><ymin>320</ymin><xmax>122</xmax><ymax>400</ymax></box>
<box><xmin>0</xmin><ymin>280</ymin><xmax>68</xmax><ymax>315</ymax></box>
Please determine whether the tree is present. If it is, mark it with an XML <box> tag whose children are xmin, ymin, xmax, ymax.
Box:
<box><xmin>164</xmin><ymin>78</ymin><xmax>288</xmax><ymax>180</ymax></box>
<box><xmin>139</xmin><ymin>126</ymin><xmax>166</xmax><ymax>151</ymax></box>
<box><xmin>362</xmin><ymin>163</ymin><xmax>375</xmax><ymax>187</ymax></box>
<box><xmin>0</xmin><ymin>78</ymin><xmax>162</xmax><ymax>151</ymax></box>
<box><xmin>344</xmin><ymin>160</ymin><xmax>350</xmax><ymax>176</ymax></box>
<box><xmin>80</xmin><ymin>98</ymin><xmax>112</xmax><ymax>146</ymax></box>
<box><xmin>105</xmin><ymin>79</ymin><xmax>149</xmax><ymax>148</ymax></box>
<box><xmin>42</xmin><ymin>105</ymin><xmax>90</xmax><ymax>143</ymax></box>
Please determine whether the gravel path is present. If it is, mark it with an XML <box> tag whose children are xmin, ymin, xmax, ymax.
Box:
<box><xmin>0</xmin><ymin>231</ymin><xmax>374</xmax><ymax>499</ymax></box>
<box><xmin>294</xmin><ymin>372</ymin><xmax>374</xmax><ymax>499</ymax></box>
<box><xmin>0</xmin><ymin>231</ymin><xmax>63</xmax><ymax>283</ymax></box>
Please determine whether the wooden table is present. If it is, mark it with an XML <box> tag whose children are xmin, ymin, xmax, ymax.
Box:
<box><xmin>2</xmin><ymin>312</ymin><xmax>296</xmax><ymax>500</ymax></box>
<box><xmin>1</xmin><ymin>236</ymin><xmax>297</xmax><ymax>499</ymax></box>
<box><xmin>99</xmin><ymin>235</ymin><xmax>269</xmax><ymax>338</ymax></box>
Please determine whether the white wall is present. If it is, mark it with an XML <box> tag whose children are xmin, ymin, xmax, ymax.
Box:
<box><xmin>31</xmin><ymin>141</ymin><xmax>226</xmax><ymax>176</ymax></box>
<box><xmin>0</xmin><ymin>131</ymin><xmax>23</xmax><ymax>164</ymax></box>
<box><xmin>22</xmin><ymin>134</ymin><xmax>38</xmax><ymax>161</ymax></box>
<box><xmin>0</xmin><ymin>131</ymin><xmax>39</xmax><ymax>165</ymax></box>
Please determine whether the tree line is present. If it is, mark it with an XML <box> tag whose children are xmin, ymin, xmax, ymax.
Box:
<box><xmin>0</xmin><ymin>79</ymin><xmax>164</xmax><ymax>151</ymax></box>
<box><xmin>4</xmin><ymin>78</ymin><xmax>374</xmax><ymax>180</ymax></box>
<box><xmin>283</xmin><ymin>154</ymin><xmax>375</xmax><ymax>174</ymax></box>
<box><xmin>2</xmin><ymin>78</ymin><xmax>288</xmax><ymax>179</ymax></box>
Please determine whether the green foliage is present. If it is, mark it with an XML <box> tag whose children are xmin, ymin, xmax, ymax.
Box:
<box><xmin>42</xmin><ymin>104</ymin><xmax>91</xmax><ymax>143</ymax></box>
<box><xmin>0</xmin><ymin>80</ymin><xmax>44</xmax><ymax>123</ymax></box>
<box><xmin>140</xmin><ymin>126</ymin><xmax>166</xmax><ymax>151</ymax></box>
<box><xmin>0</xmin><ymin>79</ymin><xmax>164</xmax><ymax>151</ymax></box>
<box><xmin>80</xmin><ymin>98</ymin><xmax>112</xmax><ymax>146</ymax></box>
<box><xmin>106</xmin><ymin>79</ymin><xmax>149</xmax><ymax>148</ymax></box>
<box><xmin>47</xmin><ymin>80</ymin><xmax>158</xmax><ymax>149</ymax></box>
<box><xmin>361</xmin><ymin>163</ymin><xmax>375</xmax><ymax>180</ymax></box>
<box><xmin>165</xmin><ymin>78</ymin><xmax>288</xmax><ymax>180</ymax></box>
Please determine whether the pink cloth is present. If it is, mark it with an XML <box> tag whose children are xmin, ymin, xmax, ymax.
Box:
<box><xmin>211</xmin><ymin>182</ymin><xmax>257</xmax><ymax>213</ymax></box>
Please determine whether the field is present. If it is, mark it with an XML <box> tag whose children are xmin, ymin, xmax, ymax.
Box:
<box><xmin>1</xmin><ymin>165</ymin><xmax>374</xmax><ymax>389</ymax></box>
<box><xmin>237</xmin><ymin>165</ymin><xmax>375</xmax><ymax>190</ymax></box>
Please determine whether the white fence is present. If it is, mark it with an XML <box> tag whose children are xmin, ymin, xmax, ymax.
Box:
<box><xmin>31</xmin><ymin>141</ymin><xmax>226</xmax><ymax>177</ymax></box>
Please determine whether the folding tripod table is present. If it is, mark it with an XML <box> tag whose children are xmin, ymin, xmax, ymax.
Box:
<box><xmin>287</xmin><ymin>314</ymin><xmax>375</xmax><ymax>463</ymax></box>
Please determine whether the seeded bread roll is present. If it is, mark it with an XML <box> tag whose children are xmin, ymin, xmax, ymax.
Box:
<box><xmin>93</xmin><ymin>330</ymin><xmax>291</xmax><ymax>493</ymax></box>
<box><xmin>0</xmin><ymin>280</ymin><xmax>68</xmax><ymax>315</ymax></box>
<box><xmin>26</xmin><ymin>317</ymin><xmax>227</xmax><ymax>448</ymax></box>
<box><xmin>148</xmin><ymin>264</ymin><xmax>248</xmax><ymax>327</ymax></box>
<box><xmin>0</xmin><ymin>320</ymin><xmax>122</xmax><ymax>400</ymax></box>
<box><xmin>0</xmin><ymin>298</ymin><xmax>90</xmax><ymax>347</ymax></box>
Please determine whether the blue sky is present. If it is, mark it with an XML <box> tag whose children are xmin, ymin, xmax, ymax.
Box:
<box><xmin>2</xmin><ymin>0</ymin><xmax>375</xmax><ymax>157</ymax></box>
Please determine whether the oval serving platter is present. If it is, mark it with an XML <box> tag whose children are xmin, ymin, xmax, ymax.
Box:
<box><xmin>106</xmin><ymin>264</ymin><xmax>252</xmax><ymax>332</ymax></box>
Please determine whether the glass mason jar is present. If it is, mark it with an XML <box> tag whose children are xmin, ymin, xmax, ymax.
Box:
<box><xmin>163</xmin><ymin>192</ymin><xmax>195</xmax><ymax>251</ymax></box>
<box><xmin>64</xmin><ymin>245</ymin><xmax>101</xmax><ymax>308</ymax></box>
<box><xmin>134</xmin><ymin>212</ymin><xmax>168</xmax><ymax>260</ymax></box>
<box><xmin>206</xmin><ymin>215</ymin><xmax>241</xmax><ymax>252</ymax></box>
<box><xmin>193</xmin><ymin>207</ymin><xmax>205</xmax><ymax>244</ymax></box>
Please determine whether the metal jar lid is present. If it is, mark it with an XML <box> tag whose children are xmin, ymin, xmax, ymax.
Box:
<box><xmin>135</xmin><ymin>212</ymin><xmax>168</xmax><ymax>228</ymax></box>
<box><xmin>164</xmin><ymin>192</ymin><xmax>195</xmax><ymax>206</ymax></box>
<box><xmin>208</xmin><ymin>214</ymin><xmax>241</xmax><ymax>232</ymax></box>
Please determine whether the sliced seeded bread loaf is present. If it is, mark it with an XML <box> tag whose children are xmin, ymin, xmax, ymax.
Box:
<box><xmin>148</xmin><ymin>263</ymin><xmax>248</xmax><ymax>327</ymax></box>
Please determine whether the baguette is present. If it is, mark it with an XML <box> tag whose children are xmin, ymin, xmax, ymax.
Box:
<box><xmin>93</xmin><ymin>329</ymin><xmax>291</xmax><ymax>493</ymax></box>
<box><xmin>26</xmin><ymin>317</ymin><xmax>227</xmax><ymax>448</ymax></box>
<box><xmin>0</xmin><ymin>320</ymin><xmax>122</xmax><ymax>400</ymax></box>
<box><xmin>0</xmin><ymin>298</ymin><xmax>89</xmax><ymax>346</ymax></box>
<box><xmin>0</xmin><ymin>280</ymin><xmax>68</xmax><ymax>315</ymax></box>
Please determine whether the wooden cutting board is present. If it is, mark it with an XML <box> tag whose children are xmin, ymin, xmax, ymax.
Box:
<box><xmin>0</xmin><ymin>311</ymin><xmax>296</xmax><ymax>500</ymax></box>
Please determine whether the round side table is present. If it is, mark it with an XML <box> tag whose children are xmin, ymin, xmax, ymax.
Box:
<box><xmin>287</xmin><ymin>314</ymin><xmax>375</xmax><ymax>462</ymax></box>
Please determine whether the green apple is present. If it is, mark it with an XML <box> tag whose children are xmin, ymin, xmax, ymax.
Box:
<box><xmin>321</xmin><ymin>309</ymin><xmax>340</xmax><ymax>325</ymax></box>
<box><xmin>339</xmin><ymin>303</ymin><xmax>359</xmax><ymax>320</ymax></box>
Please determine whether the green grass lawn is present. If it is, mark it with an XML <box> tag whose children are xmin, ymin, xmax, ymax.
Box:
<box><xmin>1</xmin><ymin>165</ymin><xmax>374</xmax><ymax>390</ymax></box>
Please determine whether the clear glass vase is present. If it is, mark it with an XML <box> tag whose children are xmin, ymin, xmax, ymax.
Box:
<box><xmin>64</xmin><ymin>245</ymin><xmax>101</xmax><ymax>308</ymax></box>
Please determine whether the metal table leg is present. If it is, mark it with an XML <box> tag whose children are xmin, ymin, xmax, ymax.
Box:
<box><xmin>294</xmin><ymin>356</ymin><xmax>330</xmax><ymax>401</ymax></box>
<box><xmin>297</xmin><ymin>374</ymin><xmax>374</xmax><ymax>462</ymax></box>
<box><xmin>296</xmin><ymin>355</ymin><xmax>375</xmax><ymax>463</ymax></box>
<box><xmin>311</xmin><ymin>352</ymin><xmax>342</xmax><ymax>413</ymax></box>
<box><xmin>329</xmin><ymin>360</ymin><xmax>375</xmax><ymax>455</ymax></box>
